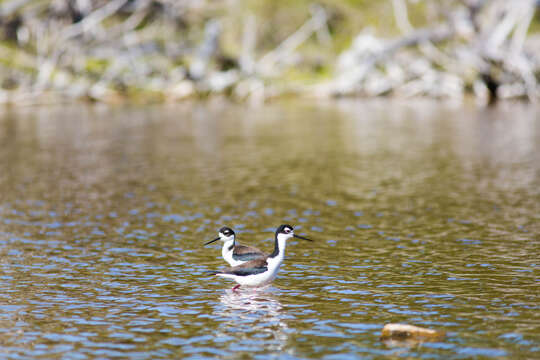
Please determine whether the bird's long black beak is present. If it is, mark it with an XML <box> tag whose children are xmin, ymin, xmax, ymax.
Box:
<box><xmin>204</xmin><ymin>237</ymin><xmax>220</xmax><ymax>246</ymax></box>
<box><xmin>293</xmin><ymin>234</ymin><xmax>313</xmax><ymax>242</ymax></box>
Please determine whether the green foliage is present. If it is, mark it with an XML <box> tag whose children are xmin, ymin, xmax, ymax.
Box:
<box><xmin>84</xmin><ymin>58</ymin><xmax>110</xmax><ymax>77</ymax></box>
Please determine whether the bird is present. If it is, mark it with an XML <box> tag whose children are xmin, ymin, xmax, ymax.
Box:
<box><xmin>204</xmin><ymin>226</ymin><xmax>266</xmax><ymax>266</ymax></box>
<box><xmin>209</xmin><ymin>224</ymin><xmax>312</xmax><ymax>291</ymax></box>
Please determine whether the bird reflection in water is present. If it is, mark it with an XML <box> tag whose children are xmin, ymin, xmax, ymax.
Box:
<box><xmin>215</xmin><ymin>287</ymin><xmax>289</xmax><ymax>353</ymax></box>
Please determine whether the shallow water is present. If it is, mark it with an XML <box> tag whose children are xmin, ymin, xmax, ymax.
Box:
<box><xmin>0</xmin><ymin>100</ymin><xmax>538</xmax><ymax>359</ymax></box>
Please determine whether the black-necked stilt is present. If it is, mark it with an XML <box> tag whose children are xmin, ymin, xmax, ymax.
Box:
<box><xmin>209</xmin><ymin>224</ymin><xmax>312</xmax><ymax>291</ymax></box>
<box><xmin>204</xmin><ymin>226</ymin><xmax>266</xmax><ymax>266</ymax></box>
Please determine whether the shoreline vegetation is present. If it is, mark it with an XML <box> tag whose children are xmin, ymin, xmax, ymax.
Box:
<box><xmin>0</xmin><ymin>0</ymin><xmax>539</xmax><ymax>105</ymax></box>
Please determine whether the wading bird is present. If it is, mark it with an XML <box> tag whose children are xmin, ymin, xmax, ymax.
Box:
<box><xmin>209</xmin><ymin>224</ymin><xmax>312</xmax><ymax>291</ymax></box>
<box><xmin>205</xmin><ymin>227</ymin><xmax>266</xmax><ymax>266</ymax></box>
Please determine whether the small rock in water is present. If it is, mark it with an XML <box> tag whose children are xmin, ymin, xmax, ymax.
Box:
<box><xmin>381</xmin><ymin>323</ymin><xmax>445</xmax><ymax>341</ymax></box>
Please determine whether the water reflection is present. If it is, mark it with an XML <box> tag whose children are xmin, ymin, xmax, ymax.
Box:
<box><xmin>216</xmin><ymin>288</ymin><xmax>289</xmax><ymax>354</ymax></box>
<box><xmin>0</xmin><ymin>101</ymin><xmax>538</xmax><ymax>359</ymax></box>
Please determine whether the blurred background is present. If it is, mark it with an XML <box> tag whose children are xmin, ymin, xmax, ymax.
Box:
<box><xmin>0</xmin><ymin>0</ymin><xmax>539</xmax><ymax>104</ymax></box>
<box><xmin>1</xmin><ymin>1</ymin><xmax>540</xmax><ymax>359</ymax></box>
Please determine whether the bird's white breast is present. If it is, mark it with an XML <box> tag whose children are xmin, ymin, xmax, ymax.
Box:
<box><xmin>217</xmin><ymin>255</ymin><xmax>284</xmax><ymax>287</ymax></box>
<box><xmin>221</xmin><ymin>240</ymin><xmax>247</xmax><ymax>266</ymax></box>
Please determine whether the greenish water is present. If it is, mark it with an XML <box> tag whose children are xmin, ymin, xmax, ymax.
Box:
<box><xmin>0</xmin><ymin>100</ymin><xmax>538</xmax><ymax>359</ymax></box>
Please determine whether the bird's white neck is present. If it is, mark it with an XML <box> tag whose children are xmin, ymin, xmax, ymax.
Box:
<box><xmin>264</xmin><ymin>235</ymin><xmax>289</xmax><ymax>282</ymax></box>
<box><xmin>277</xmin><ymin>236</ymin><xmax>287</xmax><ymax>257</ymax></box>
<box><xmin>221</xmin><ymin>238</ymin><xmax>235</xmax><ymax>256</ymax></box>
<box><xmin>269</xmin><ymin>233</ymin><xmax>289</xmax><ymax>260</ymax></box>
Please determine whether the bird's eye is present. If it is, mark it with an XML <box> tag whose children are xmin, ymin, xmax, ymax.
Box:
<box><xmin>285</xmin><ymin>228</ymin><xmax>291</xmax><ymax>234</ymax></box>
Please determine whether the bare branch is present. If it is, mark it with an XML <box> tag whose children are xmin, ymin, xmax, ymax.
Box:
<box><xmin>257</xmin><ymin>5</ymin><xmax>328</xmax><ymax>75</ymax></box>
<box><xmin>61</xmin><ymin>0</ymin><xmax>129</xmax><ymax>41</ymax></box>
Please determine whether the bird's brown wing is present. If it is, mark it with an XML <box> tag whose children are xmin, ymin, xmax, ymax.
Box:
<box><xmin>232</xmin><ymin>244</ymin><xmax>266</xmax><ymax>262</ymax></box>
<box><xmin>221</xmin><ymin>258</ymin><xmax>268</xmax><ymax>276</ymax></box>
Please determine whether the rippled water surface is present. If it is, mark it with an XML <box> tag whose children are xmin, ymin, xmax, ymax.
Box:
<box><xmin>0</xmin><ymin>100</ymin><xmax>539</xmax><ymax>359</ymax></box>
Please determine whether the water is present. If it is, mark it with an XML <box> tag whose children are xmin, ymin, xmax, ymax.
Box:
<box><xmin>0</xmin><ymin>100</ymin><xmax>538</xmax><ymax>359</ymax></box>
